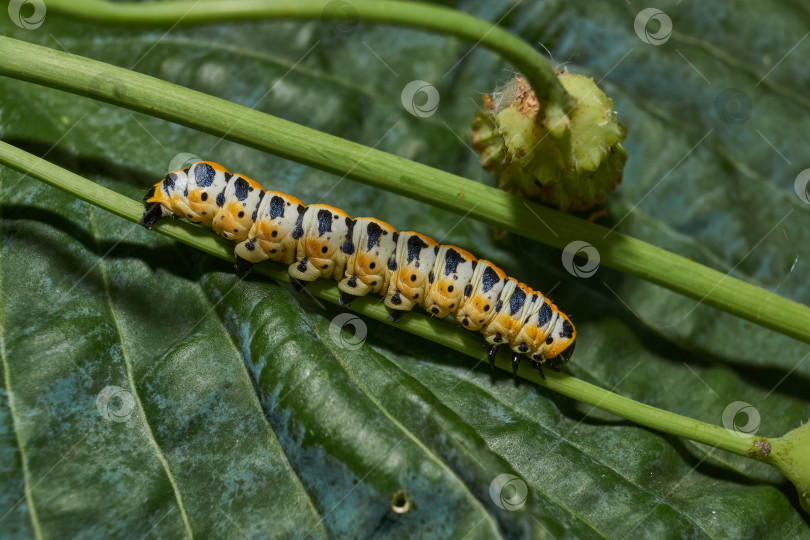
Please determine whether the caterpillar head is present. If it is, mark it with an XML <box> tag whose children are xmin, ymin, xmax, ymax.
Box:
<box><xmin>546</xmin><ymin>339</ymin><xmax>575</xmax><ymax>370</ymax></box>
<box><xmin>542</xmin><ymin>314</ymin><xmax>576</xmax><ymax>369</ymax></box>
<box><xmin>139</xmin><ymin>185</ymin><xmax>171</xmax><ymax>230</ymax></box>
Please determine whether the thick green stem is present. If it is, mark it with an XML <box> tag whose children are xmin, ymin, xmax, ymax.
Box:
<box><xmin>45</xmin><ymin>0</ymin><xmax>574</xmax><ymax>115</ymax></box>
<box><xmin>0</xmin><ymin>139</ymin><xmax>780</xmax><ymax>466</ymax></box>
<box><xmin>1</xmin><ymin>37</ymin><xmax>809</xmax><ymax>349</ymax></box>
<box><xmin>771</xmin><ymin>423</ymin><xmax>810</xmax><ymax>512</ymax></box>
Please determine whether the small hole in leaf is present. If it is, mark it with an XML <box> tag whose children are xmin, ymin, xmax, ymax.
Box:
<box><xmin>391</xmin><ymin>490</ymin><xmax>410</xmax><ymax>514</ymax></box>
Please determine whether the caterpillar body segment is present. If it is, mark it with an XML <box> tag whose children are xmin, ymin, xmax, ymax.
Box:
<box><xmin>338</xmin><ymin>217</ymin><xmax>399</xmax><ymax>299</ymax></box>
<box><xmin>211</xmin><ymin>173</ymin><xmax>264</xmax><ymax>242</ymax></box>
<box><xmin>140</xmin><ymin>162</ymin><xmax>577</xmax><ymax>373</ymax></box>
<box><xmin>288</xmin><ymin>204</ymin><xmax>353</xmax><ymax>281</ymax></box>
<box><xmin>423</xmin><ymin>246</ymin><xmax>478</xmax><ymax>320</ymax></box>
<box><xmin>234</xmin><ymin>191</ymin><xmax>305</xmax><ymax>266</ymax></box>
<box><xmin>454</xmin><ymin>261</ymin><xmax>506</xmax><ymax>332</ymax></box>
<box><xmin>383</xmin><ymin>232</ymin><xmax>438</xmax><ymax>314</ymax></box>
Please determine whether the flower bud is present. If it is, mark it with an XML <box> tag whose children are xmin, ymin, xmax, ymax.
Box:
<box><xmin>472</xmin><ymin>72</ymin><xmax>627</xmax><ymax>211</ymax></box>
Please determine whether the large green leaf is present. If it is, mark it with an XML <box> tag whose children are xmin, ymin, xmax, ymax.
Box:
<box><xmin>1</xmin><ymin>1</ymin><xmax>809</xmax><ymax>537</ymax></box>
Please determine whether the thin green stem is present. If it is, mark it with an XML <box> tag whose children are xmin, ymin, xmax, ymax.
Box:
<box><xmin>1</xmin><ymin>37</ymin><xmax>809</xmax><ymax>349</ymax></box>
<box><xmin>0</xmin><ymin>139</ymin><xmax>775</xmax><ymax>464</ymax></box>
<box><xmin>45</xmin><ymin>0</ymin><xmax>574</xmax><ymax>115</ymax></box>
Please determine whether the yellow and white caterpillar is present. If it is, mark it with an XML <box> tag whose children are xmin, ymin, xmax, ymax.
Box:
<box><xmin>140</xmin><ymin>161</ymin><xmax>576</xmax><ymax>375</ymax></box>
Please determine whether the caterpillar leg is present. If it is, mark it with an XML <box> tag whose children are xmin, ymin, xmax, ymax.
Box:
<box><xmin>531</xmin><ymin>360</ymin><xmax>546</xmax><ymax>380</ymax></box>
<box><xmin>511</xmin><ymin>353</ymin><xmax>521</xmax><ymax>378</ymax></box>
<box><xmin>290</xmin><ymin>277</ymin><xmax>308</xmax><ymax>292</ymax></box>
<box><xmin>339</xmin><ymin>292</ymin><xmax>358</xmax><ymax>307</ymax></box>
<box><xmin>234</xmin><ymin>256</ymin><xmax>254</xmax><ymax>276</ymax></box>
<box><xmin>288</xmin><ymin>258</ymin><xmax>321</xmax><ymax>282</ymax></box>
<box><xmin>387</xmin><ymin>309</ymin><xmax>406</xmax><ymax>323</ymax></box>
<box><xmin>487</xmin><ymin>345</ymin><xmax>499</xmax><ymax>373</ymax></box>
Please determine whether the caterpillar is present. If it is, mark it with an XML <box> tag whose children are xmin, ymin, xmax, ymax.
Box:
<box><xmin>139</xmin><ymin>161</ymin><xmax>576</xmax><ymax>376</ymax></box>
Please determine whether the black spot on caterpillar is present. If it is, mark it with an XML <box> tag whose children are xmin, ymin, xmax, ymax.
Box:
<box><xmin>509</xmin><ymin>287</ymin><xmax>526</xmax><ymax>316</ymax></box>
<box><xmin>482</xmin><ymin>266</ymin><xmax>499</xmax><ymax>292</ymax></box>
<box><xmin>317</xmin><ymin>209</ymin><xmax>332</xmax><ymax>236</ymax></box>
<box><xmin>162</xmin><ymin>173</ymin><xmax>176</xmax><ymax>191</ymax></box>
<box><xmin>537</xmin><ymin>302</ymin><xmax>553</xmax><ymax>327</ymax></box>
<box><xmin>269</xmin><ymin>196</ymin><xmax>285</xmax><ymax>219</ymax></box>
<box><xmin>140</xmin><ymin>161</ymin><xmax>577</xmax><ymax>371</ymax></box>
<box><xmin>406</xmin><ymin>235</ymin><xmax>428</xmax><ymax>264</ymax></box>
<box><xmin>444</xmin><ymin>248</ymin><xmax>463</xmax><ymax>275</ymax></box>
<box><xmin>234</xmin><ymin>177</ymin><xmax>250</xmax><ymax>201</ymax></box>
<box><xmin>341</xmin><ymin>218</ymin><xmax>356</xmax><ymax>255</ymax></box>
<box><xmin>292</xmin><ymin>205</ymin><xmax>307</xmax><ymax>239</ymax></box>
<box><xmin>366</xmin><ymin>222</ymin><xmax>383</xmax><ymax>251</ymax></box>
<box><xmin>195</xmin><ymin>163</ymin><xmax>215</xmax><ymax>187</ymax></box>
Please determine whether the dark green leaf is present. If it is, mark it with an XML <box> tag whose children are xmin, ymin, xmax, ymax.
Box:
<box><xmin>1</xmin><ymin>1</ymin><xmax>809</xmax><ymax>537</ymax></box>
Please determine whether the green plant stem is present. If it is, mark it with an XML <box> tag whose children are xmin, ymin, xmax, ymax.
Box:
<box><xmin>771</xmin><ymin>423</ymin><xmax>810</xmax><ymax>512</ymax></box>
<box><xmin>2</xmin><ymin>38</ymin><xmax>809</xmax><ymax>350</ymax></box>
<box><xmin>45</xmin><ymin>0</ymin><xmax>574</xmax><ymax>116</ymax></box>
<box><xmin>0</xmin><ymin>139</ymin><xmax>782</xmax><ymax>465</ymax></box>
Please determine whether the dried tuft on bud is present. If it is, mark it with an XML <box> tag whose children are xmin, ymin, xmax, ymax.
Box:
<box><xmin>472</xmin><ymin>72</ymin><xmax>627</xmax><ymax>211</ymax></box>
